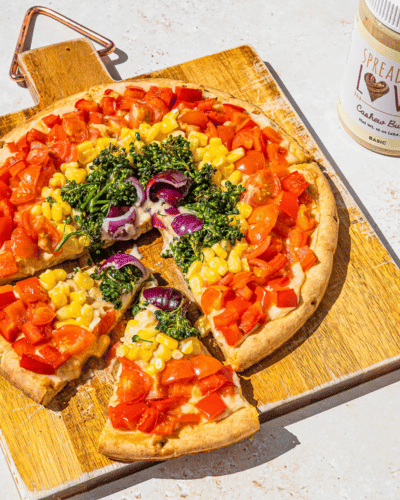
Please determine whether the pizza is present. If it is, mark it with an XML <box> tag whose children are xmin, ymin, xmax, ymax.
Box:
<box><xmin>98</xmin><ymin>282</ymin><xmax>259</xmax><ymax>460</ymax></box>
<box><xmin>0</xmin><ymin>78</ymin><xmax>338</xmax><ymax>386</ymax></box>
<box><xmin>0</xmin><ymin>252</ymin><xmax>149</xmax><ymax>405</ymax></box>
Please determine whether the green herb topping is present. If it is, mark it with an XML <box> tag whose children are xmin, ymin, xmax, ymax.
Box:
<box><xmin>154</xmin><ymin>301</ymin><xmax>200</xmax><ymax>340</ymax></box>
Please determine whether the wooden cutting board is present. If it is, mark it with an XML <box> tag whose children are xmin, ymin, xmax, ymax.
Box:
<box><xmin>1</xmin><ymin>39</ymin><xmax>400</xmax><ymax>500</ymax></box>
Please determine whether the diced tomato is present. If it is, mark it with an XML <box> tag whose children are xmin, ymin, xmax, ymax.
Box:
<box><xmin>217</xmin><ymin>125</ymin><xmax>235</xmax><ymax>150</ymax></box>
<box><xmin>236</xmin><ymin>284</ymin><xmax>254</xmax><ymax>301</ymax></box>
<box><xmin>105</xmin><ymin>340</ymin><xmax>122</xmax><ymax>364</ymax></box>
<box><xmin>262</xmin><ymin>126</ymin><xmax>282</xmax><ymax>144</ymax></box>
<box><xmin>100</xmin><ymin>96</ymin><xmax>117</xmax><ymax>115</ymax></box>
<box><xmin>12</xmin><ymin>337</ymin><xmax>33</xmax><ymax>357</ymax></box>
<box><xmin>239</xmin><ymin>301</ymin><xmax>266</xmax><ymax>334</ymax></box>
<box><xmin>10</xmin><ymin>227</ymin><xmax>38</xmax><ymax>258</ymax></box>
<box><xmin>14</xmin><ymin>277</ymin><xmax>49</xmax><ymax>304</ymax></box>
<box><xmin>0</xmin><ymin>200</ymin><xmax>15</xmax><ymax>218</ymax></box>
<box><xmin>248</xmin><ymin>253</ymin><xmax>288</xmax><ymax>280</ymax></box>
<box><xmin>93</xmin><ymin>309</ymin><xmax>116</xmax><ymax>336</ymax></box>
<box><xmin>168</xmin><ymin>381</ymin><xmax>194</xmax><ymax>399</ymax></box>
<box><xmin>207</xmin><ymin>110</ymin><xmax>229</xmax><ymax>125</ymax></box>
<box><xmin>33</xmin><ymin>216</ymin><xmax>61</xmax><ymax>254</ymax></box>
<box><xmin>123</xmin><ymin>86</ymin><xmax>146</xmax><ymax>99</ymax></box>
<box><xmin>4</xmin><ymin>299</ymin><xmax>26</xmax><ymax>328</ymax></box>
<box><xmin>128</xmin><ymin>103</ymin><xmax>150</xmax><ymax>129</ymax></box>
<box><xmin>6</xmin><ymin>142</ymin><xmax>19</xmax><ymax>153</ymax></box>
<box><xmin>254</xmin><ymin>286</ymin><xmax>273</xmax><ymax>311</ymax></box>
<box><xmin>35</xmin><ymin>159</ymin><xmax>56</xmax><ymax>194</ymax></box>
<box><xmin>0</xmin><ymin>317</ymin><xmax>19</xmax><ymax>342</ymax></box>
<box><xmin>278</xmin><ymin>191</ymin><xmax>299</xmax><ymax>220</ymax></box>
<box><xmin>175</xmin><ymin>87</ymin><xmax>203</xmax><ymax>102</ymax></box>
<box><xmin>152</xmin><ymin>414</ymin><xmax>178</xmax><ymax>435</ymax></box>
<box><xmin>235</xmin><ymin>150</ymin><xmax>265</xmax><ymax>175</ymax></box>
<box><xmin>0</xmin><ymin>251</ymin><xmax>18</xmax><ymax>278</ymax></box>
<box><xmin>266</xmin><ymin>143</ymin><xmax>289</xmax><ymax>177</ymax></box>
<box><xmin>116</xmin><ymin>367</ymin><xmax>153</xmax><ymax>403</ymax></box>
<box><xmin>288</xmin><ymin>227</ymin><xmax>308</xmax><ymax>248</ymax></box>
<box><xmin>213</xmin><ymin>308</ymin><xmax>239</xmax><ymax>329</ymax></box>
<box><xmin>201</xmin><ymin>286</ymin><xmax>232</xmax><ymax>315</ymax></box>
<box><xmin>148</xmin><ymin>396</ymin><xmax>181</xmax><ymax>413</ymax></box>
<box><xmin>63</xmin><ymin>109</ymin><xmax>89</xmax><ymax>122</ymax></box>
<box><xmin>296</xmin><ymin>204</ymin><xmax>317</xmax><ymax>231</ymax></box>
<box><xmin>232</xmin><ymin>127</ymin><xmax>254</xmax><ymax>150</ymax></box>
<box><xmin>230</xmin><ymin>271</ymin><xmax>254</xmax><ymax>290</ymax></box>
<box><xmin>190</xmin><ymin>354</ymin><xmax>224</xmax><ymax>379</ymax></box>
<box><xmin>298</xmin><ymin>191</ymin><xmax>314</xmax><ymax>208</ymax></box>
<box><xmin>273</xmin><ymin>220</ymin><xmax>292</xmax><ymax>239</ymax></box>
<box><xmin>222</xmin><ymin>103</ymin><xmax>246</xmax><ymax>117</ymax></box>
<box><xmin>62</xmin><ymin>117</ymin><xmax>89</xmax><ymax>143</ymax></box>
<box><xmin>88</xmin><ymin>111</ymin><xmax>103</xmax><ymax>125</ymax></box>
<box><xmin>198</xmin><ymin>373</ymin><xmax>230</xmax><ymax>395</ymax></box>
<box><xmin>281</xmin><ymin>171</ymin><xmax>309</xmax><ymax>196</ymax></box>
<box><xmin>242</xmin><ymin>169</ymin><xmax>281</xmax><ymax>207</ymax></box>
<box><xmin>160</xmin><ymin>359</ymin><xmax>195</xmax><ymax>385</ymax></box>
<box><xmin>146</xmin><ymin>97</ymin><xmax>169</xmax><ymax>123</ymax></box>
<box><xmin>26</xmin><ymin>128</ymin><xmax>48</xmax><ymax>145</ymax></box>
<box><xmin>253</xmin><ymin>127</ymin><xmax>266</xmax><ymax>154</ymax></box>
<box><xmin>258</xmin><ymin>236</ymin><xmax>283</xmax><ymax>261</ymax></box>
<box><xmin>276</xmin><ymin>288</ymin><xmax>298</xmax><ymax>308</ymax></box>
<box><xmin>26</xmin><ymin>141</ymin><xmax>49</xmax><ymax>165</ymax></box>
<box><xmin>30</xmin><ymin>304</ymin><xmax>56</xmax><ymax>325</ymax></box>
<box><xmin>37</xmin><ymin>344</ymin><xmax>65</xmax><ymax>369</ymax></box>
<box><xmin>16</xmin><ymin>134</ymin><xmax>29</xmax><ymax>153</ymax></box>
<box><xmin>9</xmin><ymin>160</ymin><xmax>27</xmax><ymax>178</ymax></box>
<box><xmin>108</xmin><ymin>402</ymin><xmax>148</xmax><ymax>430</ymax></box>
<box><xmin>145</xmin><ymin>86</ymin><xmax>174</xmax><ymax>108</ymax></box>
<box><xmin>0</xmin><ymin>285</ymin><xmax>16</xmax><ymax>309</ymax></box>
<box><xmin>218</xmin><ymin>323</ymin><xmax>242</xmax><ymax>346</ymax></box>
<box><xmin>0</xmin><ymin>216</ymin><xmax>13</xmax><ymax>248</ymax></box>
<box><xmin>47</xmin><ymin>124</ymin><xmax>67</xmax><ymax>143</ymax></box>
<box><xmin>266</xmin><ymin>275</ymin><xmax>291</xmax><ymax>290</ymax></box>
<box><xmin>297</xmin><ymin>246</ymin><xmax>318</xmax><ymax>271</ymax></box>
<box><xmin>42</xmin><ymin>114</ymin><xmax>62</xmax><ymax>128</ymax></box>
<box><xmin>75</xmin><ymin>98</ymin><xmax>100</xmax><ymax>113</ymax></box>
<box><xmin>116</xmin><ymin>95</ymin><xmax>136</xmax><ymax>111</ymax></box>
<box><xmin>243</xmin><ymin>236</ymin><xmax>272</xmax><ymax>260</ymax></box>
<box><xmin>178</xmin><ymin>413</ymin><xmax>201</xmax><ymax>424</ymax></box>
<box><xmin>179</xmin><ymin>110</ymin><xmax>208</xmax><ymax>128</ymax></box>
<box><xmin>52</xmin><ymin>325</ymin><xmax>95</xmax><ymax>357</ymax></box>
<box><xmin>195</xmin><ymin>392</ymin><xmax>227</xmax><ymax>420</ymax></box>
<box><xmin>0</xmin><ymin>180</ymin><xmax>11</xmax><ymax>199</ymax></box>
<box><xmin>137</xmin><ymin>407</ymin><xmax>159</xmax><ymax>433</ymax></box>
<box><xmin>195</xmin><ymin>98</ymin><xmax>214</xmax><ymax>112</ymax></box>
<box><xmin>20</xmin><ymin>353</ymin><xmax>55</xmax><ymax>375</ymax></box>
<box><xmin>235</xmin><ymin>117</ymin><xmax>257</xmax><ymax>132</ymax></box>
<box><xmin>21</xmin><ymin>321</ymin><xmax>50</xmax><ymax>345</ymax></box>
<box><xmin>205</xmin><ymin>120</ymin><xmax>218</xmax><ymax>138</ymax></box>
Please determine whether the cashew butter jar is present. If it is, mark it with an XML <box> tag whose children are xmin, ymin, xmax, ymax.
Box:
<box><xmin>338</xmin><ymin>0</ymin><xmax>400</xmax><ymax>155</ymax></box>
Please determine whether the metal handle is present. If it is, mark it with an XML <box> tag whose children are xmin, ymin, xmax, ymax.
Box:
<box><xmin>10</xmin><ymin>6</ymin><xmax>115</xmax><ymax>83</ymax></box>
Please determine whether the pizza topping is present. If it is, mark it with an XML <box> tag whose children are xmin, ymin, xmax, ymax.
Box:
<box><xmin>145</xmin><ymin>169</ymin><xmax>193</xmax><ymax>206</ymax></box>
<box><xmin>171</xmin><ymin>213</ymin><xmax>203</xmax><ymax>236</ymax></box>
<box><xmin>142</xmin><ymin>286</ymin><xmax>185</xmax><ymax>312</ymax></box>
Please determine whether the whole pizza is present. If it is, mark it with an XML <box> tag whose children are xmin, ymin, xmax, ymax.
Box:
<box><xmin>0</xmin><ymin>78</ymin><xmax>338</xmax><ymax>459</ymax></box>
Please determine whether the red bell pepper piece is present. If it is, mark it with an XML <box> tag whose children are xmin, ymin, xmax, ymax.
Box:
<box><xmin>195</xmin><ymin>392</ymin><xmax>227</xmax><ymax>420</ymax></box>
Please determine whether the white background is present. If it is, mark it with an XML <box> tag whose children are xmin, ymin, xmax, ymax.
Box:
<box><xmin>0</xmin><ymin>1</ymin><xmax>400</xmax><ymax>499</ymax></box>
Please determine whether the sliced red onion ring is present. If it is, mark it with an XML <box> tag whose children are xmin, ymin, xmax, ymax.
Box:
<box><xmin>152</xmin><ymin>213</ymin><xmax>166</xmax><ymax>229</ymax></box>
<box><xmin>107</xmin><ymin>205</ymin><xmax>129</xmax><ymax>218</ymax></box>
<box><xmin>146</xmin><ymin>170</ymin><xmax>193</xmax><ymax>206</ymax></box>
<box><xmin>127</xmin><ymin>177</ymin><xmax>146</xmax><ymax>206</ymax></box>
<box><xmin>101</xmin><ymin>205</ymin><xmax>137</xmax><ymax>240</ymax></box>
<box><xmin>143</xmin><ymin>287</ymin><xmax>187</xmax><ymax>312</ymax></box>
<box><xmin>171</xmin><ymin>213</ymin><xmax>203</xmax><ymax>236</ymax></box>
<box><xmin>99</xmin><ymin>253</ymin><xmax>147</xmax><ymax>277</ymax></box>
<box><xmin>165</xmin><ymin>206</ymin><xmax>180</xmax><ymax>216</ymax></box>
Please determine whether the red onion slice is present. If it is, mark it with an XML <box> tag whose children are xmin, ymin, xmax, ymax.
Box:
<box><xmin>146</xmin><ymin>170</ymin><xmax>193</xmax><ymax>206</ymax></box>
<box><xmin>127</xmin><ymin>177</ymin><xmax>146</xmax><ymax>206</ymax></box>
<box><xmin>99</xmin><ymin>253</ymin><xmax>147</xmax><ymax>277</ymax></box>
<box><xmin>171</xmin><ymin>213</ymin><xmax>203</xmax><ymax>236</ymax></box>
<box><xmin>152</xmin><ymin>213</ymin><xmax>166</xmax><ymax>229</ymax></box>
<box><xmin>143</xmin><ymin>287</ymin><xmax>187</xmax><ymax>312</ymax></box>
<box><xmin>101</xmin><ymin>206</ymin><xmax>137</xmax><ymax>240</ymax></box>
<box><xmin>165</xmin><ymin>206</ymin><xmax>180</xmax><ymax>216</ymax></box>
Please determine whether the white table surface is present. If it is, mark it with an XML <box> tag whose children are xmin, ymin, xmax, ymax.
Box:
<box><xmin>1</xmin><ymin>1</ymin><xmax>400</xmax><ymax>499</ymax></box>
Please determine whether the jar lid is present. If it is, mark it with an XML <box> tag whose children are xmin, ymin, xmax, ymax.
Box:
<box><xmin>365</xmin><ymin>0</ymin><xmax>400</xmax><ymax>34</ymax></box>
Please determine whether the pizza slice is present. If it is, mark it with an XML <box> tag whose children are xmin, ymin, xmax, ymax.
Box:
<box><xmin>98</xmin><ymin>284</ymin><xmax>259</xmax><ymax>460</ymax></box>
<box><xmin>0</xmin><ymin>253</ymin><xmax>149</xmax><ymax>405</ymax></box>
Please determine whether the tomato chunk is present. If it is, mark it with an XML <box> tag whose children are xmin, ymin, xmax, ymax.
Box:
<box><xmin>198</xmin><ymin>373</ymin><xmax>231</xmax><ymax>395</ymax></box>
<box><xmin>11</xmin><ymin>227</ymin><xmax>39</xmax><ymax>258</ymax></box>
<box><xmin>52</xmin><ymin>325</ymin><xmax>95</xmax><ymax>357</ymax></box>
<box><xmin>14</xmin><ymin>277</ymin><xmax>49</xmax><ymax>304</ymax></box>
<box><xmin>235</xmin><ymin>150</ymin><xmax>265</xmax><ymax>175</ymax></box>
<box><xmin>0</xmin><ymin>317</ymin><xmax>19</xmax><ymax>342</ymax></box>
<box><xmin>153</xmin><ymin>414</ymin><xmax>178</xmax><ymax>435</ymax></box>
<box><xmin>239</xmin><ymin>301</ymin><xmax>266</xmax><ymax>334</ymax></box>
<box><xmin>160</xmin><ymin>359</ymin><xmax>195</xmax><ymax>385</ymax></box>
<box><xmin>179</xmin><ymin>110</ymin><xmax>208</xmax><ymax>128</ymax></box>
<box><xmin>116</xmin><ymin>368</ymin><xmax>153</xmax><ymax>403</ymax></box>
<box><xmin>0</xmin><ymin>216</ymin><xmax>13</xmax><ymax>248</ymax></box>
<box><xmin>108</xmin><ymin>402</ymin><xmax>148</xmax><ymax>430</ymax></box>
<box><xmin>190</xmin><ymin>354</ymin><xmax>224</xmax><ymax>379</ymax></box>
<box><xmin>195</xmin><ymin>392</ymin><xmax>227</xmax><ymax>420</ymax></box>
<box><xmin>0</xmin><ymin>285</ymin><xmax>16</xmax><ymax>309</ymax></box>
<box><xmin>20</xmin><ymin>353</ymin><xmax>55</xmax><ymax>375</ymax></box>
<box><xmin>22</xmin><ymin>321</ymin><xmax>50</xmax><ymax>346</ymax></box>
<box><xmin>281</xmin><ymin>171</ymin><xmax>309</xmax><ymax>196</ymax></box>
<box><xmin>219</xmin><ymin>324</ymin><xmax>242</xmax><ymax>346</ymax></box>
<box><xmin>0</xmin><ymin>251</ymin><xmax>19</xmax><ymax>278</ymax></box>
<box><xmin>175</xmin><ymin>87</ymin><xmax>203</xmax><ymax>102</ymax></box>
<box><xmin>137</xmin><ymin>407</ymin><xmax>159</xmax><ymax>433</ymax></box>
<box><xmin>4</xmin><ymin>299</ymin><xmax>26</xmax><ymax>328</ymax></box>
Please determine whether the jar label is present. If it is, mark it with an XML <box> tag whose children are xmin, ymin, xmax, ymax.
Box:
<box><xmin>339</xmin><ymin>15</ymin><xmax>400</xmax><ymax>151</ymax></box>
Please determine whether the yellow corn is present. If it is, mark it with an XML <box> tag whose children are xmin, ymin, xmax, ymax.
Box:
<box><xmin>31</xmin><ymin>204</ymin><xmax>43</xmax><ymax>217</ymax></box>
<box><xmin>69</xmin><ymin>301</ymin><xmax>82</xmax><ymax>318</ymax></box>
<box><xmin>237</xmin><ymin>201</ymin><xmax>253</xmax><ymax>219</ymax></box>
<box><xmin>52</xmin><ymin>189</ymin><xmax>63</xmax><ymax>203</ymax></box>
<box><xmin>200</xmin><ymin>247</ymin><xmax>215</xmax><ymax>262</ymax></box>
<box><xmin>208</xmin><ymin>257</ymin><xmax>228</xmax><ymax>277</ymax></box>
<box><xmin>222</xmin><ymin>164</ymin><xmax>235</xmax><ymax>179</ymax></box>
<box><xmin>42</xmin><ymin>201</ymin><xmax>52</xmax><ymax>220</ymax></box>
<box><xmin>228</xmin><ymin>251</ymin><xmax>242</xmax><ymax>273</ymax></box>
<box><xmin>121</xmin><ymin>128</ymin><xmax>137</xmax><ymax>140</ymax></box>
<box><xmin>145</xmin><ymin>364</ymin><xmax>157</xmax><ymax>376</ymax></box>
<box><xmin>188</xmin><ymin>131</ymin><xmax>208</xmax><ymax>147</ymax></box>
<box><xmin>241</xmin><ymin>257</ymin><xmax>250</xmax><ymax>272</ymax></box>
<box><xmin>226</xmin><ymin>147</ymin><xmax>245</xmax><ymax>163</ymax></box>
<box><xmin>188</xmin><ymin>276</ymin><xmax>204</xmax><ymax>295</ymax></box>
<box><xmin>70</xmin><ymin>290</ymin><xmax>87</xmax><ymax>305</ymax></box>
<box><xmin>49</xmin><ymin>173</ymin><xmax>66</xmax><ymax>188</ymax></box>
<box><xmin>60</xmin><ymin>201</ymin><xmax>72</xmax><ymax>216</ymax></box>
<box><xmin>230</xmin><ymin>214</ymin><xmax>248</xmax><ymax>233</ymax></box>
<box><xmin>186</xmin><ymin>260</ymin><xmax>203</xmax><ymax>279</ymax></box>
<box><xmin>153</xmin><ymin>357</ymin><xmax>166</xmax><ymax>372</ymax></box>
<box><xmin>233</xmin><ymin>239</ymin><xmax>249</xmax><ymax>254</ymax></box>
<box><xmin>53</xmin><ymin>269</ymin><xmax>67</xmax><ymax>282</ymax></box>
<box><xmin>219</xmin><ymin>239</ymin><xmax>232</xmax><ymax>252</ymax></box>
<box><xmin>138</xmin><ymin>348</ymin><xmax>153</xmax><ymax>362</ymax></box>
<box><xmin>209</xmin><ymin>137</ymin><xmax>223</xmax><ymax>148</ymax></box>
<box><xmin>126</xmin><ymin>346</ymin><xmax>140</xmax><ymax>361</ymax></box>
<box><xmin>78</xmin><ymin>235</ymin><xmax>91</xmax><ymax>247</ymax></box>
<box><xmin>56</xmin><ymin>305</ymin><xmax>73</xmax><ymax>320</ymax></box>
<box><xmin>180</xmin><ymin>339</ymin><xmax>193</xmax><ymax>355</ymax></box>
<box><xmin>135</xmin><ymin>328</ymin><xmax>158</xmax><ymax>341</ymax></box>
<box><xmin>154</xmin><ymin>344</ymin><xmax>173</xmax><ymax>362</ymax></box>
<box><xmin>76</xmin><ymin>141</ymin><xmax>94</xmax><ymax>154</ymax></box>
<box><xmin>202</xmin><ymin>266</ymin><xmax>220</xmax><ymax>284</ymax></box>
<box><xmin>79</xmin><ymin>148</ymin><xmax>97</xmax><ymax>165</ymax></box>
<box><xmin>139</xmin><ymin>123</ymin><xmax>151</xmax><ymax>133</ymax></box>
<box><xmin>41</xmin><ymin>186</ymin><xmax>53</xmax><ymax>198</ymax></box>
<box><xmin>51</xmin><ymin>203</ymin><xmax>63</xmax><ymax>222</ymax></box>
<box><xmin>117</xmin><ymin>344</ymin><xmax>129</xmax><ymax>357</ymax></box>
<box><xmin>127</xmin><ymin>319</ymin><xmax>140</xmax><ymax>329</ymax></box>
<box><xmin>49</xmin><ymin>290</ymin><xmax>68</xmax><ymax>308</ymax></box>
<box><xmin>65</xmin><ymin>167</ymin><xmax>87</xmax><ymax>184</ymax></box>
<box><xmin>60</xmin><ymin>161</ymin><xmax>79</xmax><ymax>173</ymax></box>
<box><xmin>142</xmin><ymin>338</ymin><xmax>159</xmax><ymax>351</ymax></box>
<box><xmin>39</xmin><ymin>270</ymin><xmax>57</xmax><ymax>290</ymax></box>
<box><xmin>189</xmin><ymin>137</ymin><xmax>199</xmax><ymax>153</ymax></box>
<box><xmin>191</xmin><ymin>337</ymin><xmax>202</xmax><ymax>355</ymax></box>
<box><xmin>213</xmin><ymin>170</ymin><xmax>223</xmax><ymax>185</ymax></box>
<box><xmin>212</xmin><ymin>243</ymin><xmax>228</xmax><ymax>259</ymax></box>
<box><xmin>55</xmin><ymin>319</ymin><xmax>86</xmax><ymax>329</ymax></box>
<box><xmin>195</xmin><ymin>316</ymin><xmax>211</xmax><ymax>337</ymax></box>
<box><xmin>144</xmin><ymin>123</ymin><xmax>162</xmax><ymax>143</ymax></box>
<box><xmin>228</xmin><ymin>170</ymin><xmax>243</xmax><ymax>185</ymax></box>
<box><xmin>96</xmin><ymin>138</ymin><xmax>117</xmax><ymax>151</ymax></box>
<box><xmin>156</xmin><ymin>333</ymin><xmax>179</xmax><ymax>351</ymax></box>
<box><xmin>52</xmin><ymin>281</ymin><xmax>70</xmax><ymax>296</ymax></box>
<box><xmin>193</xmin><ymin>147</ymin><xmax>206</xmax><ymax>162</ymax></box>
<box><xmin>172</xmin><ymin>350</ymin><xmax>184</xmax><ymax>360</ymax></box>
<box><xmin>73</xmin><ymin>271</ymin><xmax>94</xmax><ymax>291</ymax></box>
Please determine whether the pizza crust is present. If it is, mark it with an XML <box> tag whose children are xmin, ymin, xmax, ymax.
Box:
<box><xmin>98</xmin><ymin>405</ymin><xmax>259</xmax><ymax>461</ymax></box>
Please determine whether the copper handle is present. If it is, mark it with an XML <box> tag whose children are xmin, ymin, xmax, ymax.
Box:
<box><xmin>10</xmin><ymin>6</ymin><xmax>116</xmax><ymax>82</ymax></box>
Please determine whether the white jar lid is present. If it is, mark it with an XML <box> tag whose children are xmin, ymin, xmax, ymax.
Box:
<box><xmin>365</xmin><ymin>0</ymin><xmax>400</xmax><ymax>33</ymax></box>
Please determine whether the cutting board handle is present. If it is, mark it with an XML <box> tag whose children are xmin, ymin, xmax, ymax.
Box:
<box><xmin>17</xmin><ymin>38</ymin><xmax>114</xmax><ymax>107</ymax></box>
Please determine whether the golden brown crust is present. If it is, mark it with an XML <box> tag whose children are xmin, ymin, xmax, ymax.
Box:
<box><xmin>98</xmin><ymin>405</ymin><xmax>259</xmax><ymax>461</ymax></box>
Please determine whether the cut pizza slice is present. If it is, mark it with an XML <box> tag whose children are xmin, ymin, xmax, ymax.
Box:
<box><xmin>98</xmin><ymin>284</ymin><xmax>259</xmax><ymax>461</ymax></box>
<box><xmin>0</xmin><ymin>253</ymin><xmax>150</xmax><ymax>405</ymax></box>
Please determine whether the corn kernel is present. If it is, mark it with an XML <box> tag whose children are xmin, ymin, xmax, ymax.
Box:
<box><xmin>228</xmin><ymin>252</ymin><xmax>242</xmax><ymax>273</ymax></box>
<box><xmin>212</xmin><ymin>243</ymin><xmax>228</xmax><ymax>259</ymax></box>
<box><xmin>60</xmin><ymin>201</ymin><xmax>72</xmax><ymax>216</ymax></box>
<box><xmin>241</xmin><ymin>257</ymin><xmax>250</xmax><ymax>272</ymax></box>
<box><xmin>139</xmin><ymin>123</ymin><xmax>151</xmax><ymax>133</ymax></box>
<box><xmin>49</xmin><ymin>172</ymin><xmax>66</xmax><ymax>188</ymax></box>
<box><xmin>188</xmin><ymin>276</ymin><xmax>204</xmax><ymax>295</ymax></box>
<box><xmin>56</xmin><ymin>305</ymin><xmax>73</xmax><ymax>320</ymax></box>
<box><xmin>80</xmin><ymin>304</ymin><xmax>94</xmax><ymax>325</ymax></box>
<box><xmin>172</xmin><ymin>350</ymin><xmax>184</xmax><ymax>360</ymax></box>
<box><xmin>78</xmin><ymin>235</ymin><xmax>91</xmax><ymax>247</ymax></box>
<box><xmin>52</xmin><ymin>281</ymin><xmax>70</xmax><ymax>296</ymax></box>
<box><xmin>188</xmin><ymin>131</ymin><xmax>208</xmax><ymax>147</ymax></box>
<box><xmin>41</xmin><ymin>186</ymin><xmax>53</xmax><ymax>198</ymax></box>
<box><xmin>230</xmin><ymin>214</ymin><xmax>248</xmax><ymax>233</ymax></box>
<box><xmin>202</xmin><ymin>266</ymin><xmax>220</xmax><ymax>284</ymax></box>
<box><xmin>52</xmin><ymin>189</ymin><xmax>63</xmax><ymax>203</ymax></box>
<box><xmin>212</xmin><ymin>155</ymin><xmax>226</xmax><ymax>169</ymax></box>
<box><xmin>53</xmin><ymin>269</ymin><xmax>67</xmax><ymax>282</ymax></box>
<box><xmin>219</xmin><ymin>239</ymin><xmax>232</xmax><ymax>252</ymax></box>
<box><xmin>55</xmin><ymin>319</ymin><xmax>84</xmax><ymax>329</ymax></box>
<box><xmin>49</xmin><ymin>290</ymin><xmax>68</xmax><ymax>308</ymax></box>
<box><xmin>228</xmin><ymin>170</ymin><xmax>243</xmax><ymax>185</ymax></box>
<box><xmin>195</xmin><ymin>316</ymin><xmax>211</xmax><ymax>337</ymax></box>
<box><xmin>154</xmin><ymin>344</ymin><xmax>173</xmax><ymax>362</ymax></box>
<box><xmin>138</xmin><ymin>348</ymin><xmax>153</xmax><ymax>362</ymax></box>
<box><xmin>234</xmin><ymin>239</ymin><xmax>249</xmax><ymax>254</ymax></box>
<box><xmin>142</xmin><ymin>339</ymin><xmax>159</xmax><ymax>351</ymax></box>
<box><xmin>226</xmin><ymin>147</ymin><xmax>245</xmax><ymax>163</ymax></box>
<box><xmin>117</xmin><ymin>344</ymin><xmax>129</xmax><ymax>358</ymax></box>
<box><xmin>39</xmin><ymin>270</ymin><xmax>57</xmax><ymax>290</ymax></box>
<box><xmin>69</xmin><ymin>300</ymin><xmax>82</xmax><ymax>318</ymax></box>
<box><xmin>153</xmin><ymin>357</ymin><xmax>165</xmax><ymax>372</ymax></box>
<box><xmin>186</xmin><ymin>260</ymin><xmax>203</xmax><ymax>279</ymax></box>
<box><xmin>126</xmin><ymin>346</ymin><xmax>140</xmax><ymax>361</ymax></box>
<box><xmin>193</xmin><ymin>147</ymin><xmax>206</xmax><ymax>162</ymax></box>
<box><xmin>156</xmin><ymin>333</ymin><xmax>179</xmax><ymax>351</ymax></box>
<box><xmin>31</xmin><ymin>204</ymin><xmax>43</xmax><ymax>217</ymax></box>
<box><xmin>51</xmin><ymin>203</ymin><xmax>63</xmax><ymax>222</ymax></box>
<box><xmin>65</xmin><ymin>167</ymin><xmax>87</xmax><ymax>184</ymax></box>
<box><xmin>191</xmin><ymin>338</ymin><xmax>202</xmax><ymax>355</ymax></box>
<box><xmin>222</xmin><ymin>164</ymin><xmax>235</xmax><ymax>178</ymax></box>
<box><xmin>127</xmin><ymin>319</ymin><xmax>140</xmax><ymax>328</ymax></box>
<box><xmin>209</xmin><ymin>137</ymin><xmax>223</xmax><ymax>148</ymax></box>
<box><xmin>70</xmin><ymin>290</ymin><xmax>87</xmax><ymax>305</ymax></box>
<box><xmin>80</xmin><ymin>148</ymin><xmax>98</xmax><ymax>165</ymax></box>
<box><xmin>96</xmin><ymin>138</ymin><xmax>117</xmax><ymax>151</ymax></box>
<box><xmin>200</xmin><ymin>248</ymin><xmax>215</xmax><ymax>262</ymax></box>
<box><xmin>189</xmin><ymin>137</ymin><xmax>199</xmax><ymax>153</ymax></box>
<box><xmin>237</xmin><ymin>201</ymin><xmax>253</xmax><ymax>219</ymax></box>
<box><xmin>145</xmin><ymin>364</ymin><xmax>157</xmax><ymax>376</ymax></box>
<box><xmin>76</xmin><ymin>141</ymin><xmax>95</xmax><ymax>154</ymax></box>
<box><xmin>73</xmin><ymin>271</ymin><xmax>95</xmax><ymax>291</ymax></box>
<box><xmin>180</xmin><ymin>339</ymin><xmax>193</xmax><ymax>355</ymax></box>
<box><xmin>144</xmin><ymin>123</ymin><xmax>162</xmax><ymax>143</ymax></box>
<box><xmin>42</xmin><ymin>201</ymin><xmax>52</xmax><ymax>220</ymax></box>
<box><xmin>135</xmin><ymin>328</ymin><xmax>158</xmax><ymax>341</ymax></box>
<box><xmin>213</xmin><ymin>170</ymin><xmax>222</xmax><ymax>185</ymax></box>
<box><xmin>209</xmin><ymin>257</ymin><xmax>228</xmax><ymax>277</ymax></box>
<box><xmin>60</xmin><ymin>161</ymin><xmax>79</xmax><ymax>173</ymax></box>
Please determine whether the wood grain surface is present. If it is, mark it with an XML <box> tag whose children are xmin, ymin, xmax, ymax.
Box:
<box><xmin>1</xmin><ymin>39</ymin><xmax>400</xmax><ymax>500</ymax></box>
